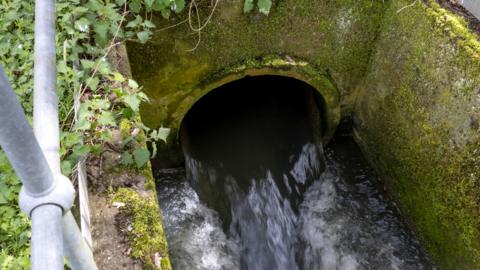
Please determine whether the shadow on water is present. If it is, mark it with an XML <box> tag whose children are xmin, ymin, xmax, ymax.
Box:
<box><xmin>154</xmin><ymin>75</ymin><xmax>434</xmax><ymax>270</ymax></box>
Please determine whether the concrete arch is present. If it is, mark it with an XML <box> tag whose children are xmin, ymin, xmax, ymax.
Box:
<box><xmin>174</xmin><ymin>58</ymin><xmax>341</xmax><ymax>143</ymax></box>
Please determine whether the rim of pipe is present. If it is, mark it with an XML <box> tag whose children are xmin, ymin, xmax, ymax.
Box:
<box><xmin>173</xmin><ymin>57</ymin><xmax>341</xmax><ymax>144</ymax></box>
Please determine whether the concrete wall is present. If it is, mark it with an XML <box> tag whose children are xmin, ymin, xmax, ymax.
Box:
<box><xmin>127</xmin><ymin>0</ymin><xmax>386</xmax><ymax>141</ymax></box>
<box><xmin>462</xmin><ymin>0</ymin><xmax>480</xmax><ymax>20</ymax></box>
<box><xmin>354</xmin><ymin>0</ymin><xmax>480</xmax><ymax>268</ymax></box>
<box><xmin>128</xmin><ymin>0</ymin><xmax>480</xmax><ymax>268</ymax></box>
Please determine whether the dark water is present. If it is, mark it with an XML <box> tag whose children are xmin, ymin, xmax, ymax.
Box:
<box><xmin>154</xmin><ymin>76</ymin><xmax>433</xmax><ymax>270</ymax></box>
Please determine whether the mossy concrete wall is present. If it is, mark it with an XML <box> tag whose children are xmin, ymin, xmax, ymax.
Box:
<box><xmin>354</xmin><ymin>0</ymin><xmax>480</xmax><ymax>268</ymax></box>
<box><xmin>128</xmin><ymin>0</ymin><xmax>386</xmax><ymax>140</ymax></box>
<box><xmin>127</xmin><ymin>0</ymin><xmax>480</xmax><ymax>268</ymax></box>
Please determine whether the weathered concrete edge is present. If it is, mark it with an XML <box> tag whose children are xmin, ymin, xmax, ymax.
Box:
<box><xmin>171</xmin><ymin>55</ymin><xmax>342</xmax><ymax>144</ymax></box>
<box><xmin>90</xmin><ymin>43</ymin><xmax>172</xmax><ymax>270</ymax></box>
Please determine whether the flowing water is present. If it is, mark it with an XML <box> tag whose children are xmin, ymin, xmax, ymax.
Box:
<box><xmin>154</xmin><ymin>76</ymin><xmax>433</xmax><ymax>270</ymax></box>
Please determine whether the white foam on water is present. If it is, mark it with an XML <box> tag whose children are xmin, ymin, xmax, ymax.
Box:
<box><xmin>158</xmin><ymin>143</ymin><xmax>433</xmax><ymax>270</ymax></box>
<box><xmin>158</xmin><ymin>181</ymin><xmax>239</xmax><ymax>270</ymax></box>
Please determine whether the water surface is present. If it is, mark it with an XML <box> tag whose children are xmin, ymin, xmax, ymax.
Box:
<box><xmin>155</xmin><ymin>76</ymin><xmax>433</xmax><ymax>270</ymax></box>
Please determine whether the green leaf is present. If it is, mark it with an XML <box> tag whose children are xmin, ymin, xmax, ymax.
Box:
<box><xmin>133</xmin><ymin>148</ymin><xmax>150</xmax><ymax>168</ymax></box>
<box><xmin>122</xmin><ymin>135</ymin><xmax>135</xmax><ymax>147</ymax></box>
<box><xmin>97</xmin><ymin>60</ymin><xmax>111</xmax><ymax>75</ymax></box>
<box><xmin>94</xmin><ymin>22</ymin><xmax>109</xmax><ymax>46</ymax></box>
<box><xmin>257</xmin><ymin>0</ymin><xmax>272</xmax><ymax>14</ymax></box>
<box><xmin>61</xmin><ymin>160</ymin><xmax>73</xmax><ymax>176</ymax></box>
<box><xmin>244</xmin><ymin>0</ymin><xmax>254</xmax><ymax>13</ymax></box>
<box><xmin>80</xmin><ymin>59</ymin><xmax>95</xmax><ymax>69</ymax></box>
<box><xmin>174</xmin><ymin>0</ymin><xmax>186</xmax><ymax>13</ymax></box>
<box><xmin>144</xmin><ymin>0</ymin><xmax>155</xmax><ymax>10</ymax></box>
<box><xmin>150</xmin><ymin>127</ymin><xmax>170</xmax><ymax>143</ymax></box>
<box><xmin>129</xmin><ymin>0</ymin><xmax>142</xmax><ymax>13</ymax></box>
<box><xmin>128</xmin><ymin>79</ymin><xmax>139</xmax><ymax>89</ymax></box>
<box><xmin>152</xmin><ymin>0</ymin><xmax>165</xmax><ymax>11</ymax></box>
<box><xmin>120</xmin><ymin>152</ymin><xmax>134</xmax><ymax>165</ymax></box>
<box><xmin>100</xmin><ymin>130</ymin><xmax>113</xmax><ymax>141</ymax></box>
<box><xmin>143</xmin><ymin>20</ymin><xmax>156</xmax><ymax>28</ymax></box>
<box><xmin>72</xmin><ymin>6</ymin><xmax>89</xmax><ymax>16</ymax></box>
<box><xmin>112</xmin><ymin>72</ymin><xmax>125</xmax><ymax>82</ymax></box>
<box><xmin>75</xmin><ymin>103</ymin><xmax>94</xmax><ymax>130</ymax></box>
<box><xmin>87</xmin><ymin>77</ymin><xmax>100</xmax><ymax>90</ymax></box>
<box><xmin>75</xmin><ymin>117</ymin><xmax>91</xmax><ymax>130</ymax></box>
<box><xmin>90</xmin><ymin>144</ymin><xmax>103</xmax><ymax>155</ymax></box>
<box><xmin>98</xmin><ymin>111</ymin><xmax>116</xmax><ymax>126</ymax></box>
<box><xmin>160</xmin><ymin>8</ymin><xmax>171</xmax><ymax>19</ymax></box>
<box><xmin>137</xmin><ymin>31</ymin><xmax>151</xmax><ymax>44</ymax></box>
<box><xmin>126</xmin><ymin>15</ymin><xmax>142</xmax><ymax>29</ymax></box>
<box><xmin>62</xmin><ymin>132</ymin><xmax>83</xmax><ymax>148</ymax></box>
<box><xmin>57</xmin><ymin>60</ymin><xmax>69</xmax><ymax>74</ymax></box>
<box><xmin>123</xmin><ymin>94</ymin><xmax>141</xmax><ymax>111</ymax></box>
<box><xmin>73</xmin><ymin>145</ymin><xmax>91</xmax><ymax>156</ymax></box>
<box><xmin>90</xmin><ymin>99</ymin><xmax>111</xmax><ymax>110</ymax></box>
<box><xmin>0</xmin><ymin>190</ymin><xmax>7</xmax><ymax>204</ymax></box>
<box><xmin>74</xmin><ymin>17</ymin><xmax>90</xmax><ymax>32</ymax></box>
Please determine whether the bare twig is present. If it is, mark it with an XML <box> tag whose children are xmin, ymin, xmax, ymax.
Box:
<box><xmin>186</xmin><ymin>0</ymin><xmax>220</xmax><ymax>51</ymax></box>
<box><xmin>187</xmin><ymin>0</ymin><xmax>202</xmax><ymax>51</ymax></box>
<box><xmin>189</xmin><ymin>0</ymin><xmax>219</xmax><ymax>32</ymax></box>
<box><xmin>397</xmin><ymin>0</ymin><xmax>419</xmax><ymax>13</ymax></box>
<box><xmin>154</xmin><ymin>18</ymin><xmax>189</xmax><ymax>33</ymax></box>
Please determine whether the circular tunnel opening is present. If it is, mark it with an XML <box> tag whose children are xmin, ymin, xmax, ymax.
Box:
<box><xmin>180</xmin><ymin>75</ymin><xmax>326</xmax><ymax>178</ymax></box>
<box><xmin>178</xmin><ymin>74</ymin><xmax>327</xmax><ymax>233</ymax></box>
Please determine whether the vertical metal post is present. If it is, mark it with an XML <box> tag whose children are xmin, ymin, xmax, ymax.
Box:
<box><xmin>33</xmin><ymin>0</ymin><xmax>98</xmax><ymax>268</ymax></box>
<box><xmin>34</xmin><ymin>0</ymin><xmax>60</xmax><ymax>173</ymax></box>
<box><xmin>32</xmin><ymin>1</ymin><xmax>66</xmax><ymax>269</ymax></box>
<box><xmin>31</xmin><ymin>206</ymin><xmax>65</xmax><ymax>270</ymax></box>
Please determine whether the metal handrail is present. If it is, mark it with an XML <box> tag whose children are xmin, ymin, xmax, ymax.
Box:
<box><xmin>0</xmin><ymin>66</ymin><xmax>65</xmax><ymax>269</ymax></box>
<box><xmin>0</xmin><ymin>0</ymin><xmax>99</xmax><ymax>269</ymax></box>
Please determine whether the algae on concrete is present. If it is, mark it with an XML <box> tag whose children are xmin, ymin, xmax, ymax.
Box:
<box><xmin>127</xmin><ymin>0</ymin><xmax>386</xmax><ymax>141</ymax></box>
<box><xmin>127</xmin><ymin>0</ymin><xmax>480</xmax><ymax>268</ymax></box>
<box><xmin>111</xmin><ymin>188</ymin><xmax>171</xmax><ymax>270</ymax></box>
<box><xmin>354</xmin><ymin>0</ymin><xmax>480</xmax><ymax>268</ymax></box>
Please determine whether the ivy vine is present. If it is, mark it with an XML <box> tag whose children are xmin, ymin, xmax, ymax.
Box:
<box><xmin>0</xmin><ymin>0</ymin><xmax>185</xmax><ymax>267</ymax></box>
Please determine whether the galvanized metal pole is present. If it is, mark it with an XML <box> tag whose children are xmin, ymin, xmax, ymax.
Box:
<box><xmin>33</xmin><ymin>0</ymin><xmax>60</xmax><ymax>174</ymax></box>
<box><xmin>32</xmin><ymin>1</ymin><xmax>67</xmax><ymax>269</ymax></box>
<box><xmin>0</xmin><ymin>73</ymin><xmax>54</xmax><ymax>194</ymax></box>
<box><xmin>62</xmin><ymin>211</ymin><xmax>98</xmax><ymax>269</ymax></box>
<box><xmin>31</xmin><ymin>206</ymin><xmax>65</xmax><ymax>269</ymax></box>
<box><xmin>0</xmin><ymin>67</ymin><xmax>65</xmax><ymax>270</ymax></box>
<box><xmin>33</xmin><ymin>0</ymin><xmax>98</xmax><ymax>269</ymax></box>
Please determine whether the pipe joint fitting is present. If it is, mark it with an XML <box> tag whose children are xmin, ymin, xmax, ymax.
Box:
<box><xmin>19</xmin><ymin>174</ymin><xmax>75</xmax><ymax>218</ymax></box>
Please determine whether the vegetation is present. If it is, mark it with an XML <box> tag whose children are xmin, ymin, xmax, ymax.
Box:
<box><xmin>0</xmin><ymin>0</ymin><xmax>192</xmax><ymax>267</ymax></box>
<box><xmin>0</xmin><ymin>0</ymin><xmax>277</xmax><ymax>266</ymax></box>
<box><xmin>111</xmin><ymin>188</ymin><xmax>171</xmax><ymax>270</ymax></box>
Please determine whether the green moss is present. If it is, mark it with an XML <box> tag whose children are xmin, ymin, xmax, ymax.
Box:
<box><xmin>425</xmin><ymin>0</ymin><xmax>480</xmax><ymax>60</ymax></box>
<box><xmin>111</xmin><ymin>188</ymin><xmax>171</xmax><ymax>270</ymax></box>
<box><xmin>354</xmin><ymin>0</ymin><xmax>480</xmax><ymax>268</ymax></box>
<box><xmin>119</xmin><ymin>118</ymin><xmax>132</xmax><ymax>138</ymax></box>
<box><xmin>126</xmin><ymin>0</ymin><xmax>480</xmax><ymax>268</ymax></box>
<box><xmin>127</xmin><ymin>0</ymin><xmax>386</xmax><ymax>139</ymax></box>
<box><xmin>141</xmin><ymin>161</ymin><xmax>157</xmax><ymax>191</ymax></box>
